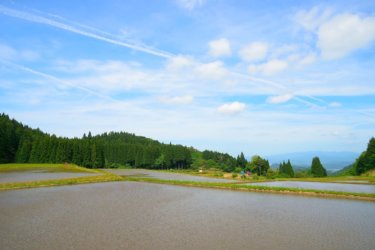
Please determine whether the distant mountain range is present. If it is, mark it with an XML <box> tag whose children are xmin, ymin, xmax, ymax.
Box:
<box><xmin>264</xmin><ymin>151</ymin><xmax>360</xmax><ymax>171</ymax></box>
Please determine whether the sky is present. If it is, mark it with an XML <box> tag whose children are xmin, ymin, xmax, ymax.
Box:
<box><xmin>0</xmin><ymin>0</ymin><xmax>375</xmax><ymax>156</ymax></box>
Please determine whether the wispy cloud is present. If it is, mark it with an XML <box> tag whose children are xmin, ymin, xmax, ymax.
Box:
<box><xmin>160</xmin><ymin>95</ymin><xmax>194</xmax><ymax>104</ymax></box>
<box><xmin>166</xmin><ymin>55</ymin><xmax>195</xmax><ymax>71</ymax></box>
<box><xmin>175</xmin><ymin>0</ymin><xmax>207</xmax><ymax>10</ymax></box>
<box><xmin>295</xmin><ymin>6</ymin><xmax>333</xmax><ymax>31</ymax></box>
<box><xmin>329</xmin><ymin>102</ymin><xmax>342</xmax><ymax>108</ymax></box>
<box><xmin>0</xmin><ymin>59</ymin><xmax>116</xmax><ymax>102</ymax></box>
<box><xmin>239</xmin><ymin>42</ymin><xmax>268</xmax><ymax>62</ymax></box>
<box><xmin>0</xmin><ymin>5</ymin><xmax>173</xmax><ymax>58</ymax></box>
<box><xmin>0</xmin><ymin>42</ymin><xmax>39</xmax><ymax>61</ymax></box>
<box><xmin>248</xmin><ymin>59</ymin><xmax>288</xmax><ymax>75</ymax></box>
<box><xmin>267</xmin><ymin>93</ymin><xmax>294</xmax><ymax>104</ymax></box>
<box><xmin>195</xmin><ymin>60</ymin><xmax>228</xmax><ymax>80</ymax></box>
<box><xmin>0</xmin><ymin>4</ymin><xmax>340</xmax><ymax>111</ymax></box>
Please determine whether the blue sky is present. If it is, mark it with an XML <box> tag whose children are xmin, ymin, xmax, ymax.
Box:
<box><xmin>0</xmin><ymin>0</ymin><xmax>374</xmax><ymax>156</ymax></box>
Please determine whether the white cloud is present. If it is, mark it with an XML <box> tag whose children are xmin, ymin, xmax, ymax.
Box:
<box><xmin>166</xmin><ymin>55</ymin><xmax>195</xmax><ymax>71</ymax></box>
<box><xmin>266</xmin><ymin>94</ymin><xmax>294</xmax><ymax>104</ymax></box>
<box><xmin>318</xmin><ymin>13</ymin><xmax>375</xmax><ymax>59</ymax></box>
<box><xmin>208</xmin><ymin>38</ymin><xmax>231</xmax><ymax>57</ymax></box>
<box><xmin>160</xmin><ymin>95</ymin><xmax>194</xmax><ymax>104</ymax></box>
<box><xmin>239</xmin><ymin>42</ymin><xmax>268</xmax><ymax>62</ymax></box>
<box><xmin>175</xmin><ymin>0</ymin><xmax>206</xmax><ymax>10</ymax></box>
<box><xmin>218</xmin><ymin>102</ymin><xmax>246</xmax><ymax>115</ymax></box>
<box><xmin>248</xmin><ymin>59</ymin><xmax>288</xmax><ymax>75</ymax></box>
<box><xmin>195</xmin><ymin>60</ymin><xmax>228</xmax><ymax>80</ymax></box>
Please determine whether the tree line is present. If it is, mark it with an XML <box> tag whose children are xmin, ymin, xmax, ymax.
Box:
<box><xmin>0</xmin><ymin>113</ymin><xmax>191</xmax><ymax>169</ymax></box>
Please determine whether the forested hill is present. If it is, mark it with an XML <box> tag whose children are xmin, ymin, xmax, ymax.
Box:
<box><xmin>0</xmin><ymin>113</ymin><xmax>192</xmax><ymax>169</ymax></box>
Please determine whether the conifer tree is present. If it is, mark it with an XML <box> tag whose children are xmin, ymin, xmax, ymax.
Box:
<box><xmin>286</xmin><ymin>160</ymin><xmax>294</xmax><ymax>177</ymax></box>
<box><xmin>15</xmin><ymin>137</ymin><xmax>32</xmax><ymax>163</ymax></box>
<box><xmin>237</xmin><ymin>152</ymin><xmax>247</xmax><ymax>169</ymax></box>
<box><xmin>311</xmin><ymin>157</ymin><xmax>327</xmax><ymax>177</ymax></box>
<box><xmin>355</xmin><ymin>137</ymin><xmax>375</xmax><ymax>175</ymax></box>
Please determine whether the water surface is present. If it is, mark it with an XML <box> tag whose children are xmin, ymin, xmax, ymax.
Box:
<box><xmin>0</xmin><ymin>182</ymin><xmax>374</xmax><ymax>250</ymax></box>
<box><xmin>245</xmin><ymin>181</ymin><xmax>375</xmax><ymax>193</ymax></box>
<box><xmin>0</xmin><ymin>170</ymin><xmax>98</xmax><ymax>183</ymax></box>
<box><xmin>104</xmin><ymin>169</ymin><xmax>235</xmax><ymax>182</ymax></box>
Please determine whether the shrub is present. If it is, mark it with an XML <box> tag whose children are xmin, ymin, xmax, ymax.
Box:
<box><xmin>234</xmin><ymin>167</ymin><xmax>242</xmax><ymax>173</ymax></box>
<box><xmin>266</xmin><ymin>168</ymin><xmax>277</xmax><ymax>179</ymax></box>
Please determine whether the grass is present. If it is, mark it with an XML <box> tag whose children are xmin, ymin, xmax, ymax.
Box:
<box><xmin>0</xmin><ymin>163</ymin><xmax>98</xmax><ymax>173</ymax></box>
<box><xmin>159</xmin><ymin>168</ymin><xmax>226</xmax><ymax>178</ymax></box>
<box><xmin>0</xmin><ymin>163</ymin><xmax>123</xmax><ymax>191</ymax></box>
<box><xmin>275</xmin><ymin>176</ymin><xmax>375</xmax><ymax>184</ymax></box>
<box><xmin>362</xmin><ymin>169</ymin><xmax>375</xmax><ymax>177</ymax></box>
<box><xmin>124</xmin><ymin>176</ymin><xmax>375</xmax><ymax>202</ymax></box>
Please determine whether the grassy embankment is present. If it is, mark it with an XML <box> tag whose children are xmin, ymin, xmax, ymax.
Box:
<box><xmin>124</xmin><ymin>176</ymin><xmax>375</xmax><ymax>202</ymax></box>
<box><xmin>0</xmin><ymin>163</ymin><xmax>123</xmax><ymax>190</ymax></box>
<box><xmin>275</xmin><ymin>176</ymin><xmax>375</xmax><ymax>184</ymax></box>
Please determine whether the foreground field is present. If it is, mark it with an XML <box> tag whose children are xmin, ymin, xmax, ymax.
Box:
<box><xmin>1</xmin><ymin>181</ymin><xmax>374</xmax><ymax>250</ymax></box>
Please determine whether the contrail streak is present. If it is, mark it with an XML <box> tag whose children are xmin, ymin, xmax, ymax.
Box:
<box><xmin>231</xmin><ymin>71</ymin><xmax>321</xmax><ymax>108</ymax></box>
<box><xmin>0</xmin><ymin>5</ymin><xmax>173</xmax><ymax>59</ymax></box>
<box><xmin>0</xmin><ymin>59</ymin><xmax>117</xmax><ymax>102</ymax></box>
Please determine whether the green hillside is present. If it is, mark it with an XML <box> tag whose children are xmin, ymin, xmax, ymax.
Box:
<box><xmin>0</xmin><ymin>113</ymin><xmax>191</xmax><ymax>169</ymax></box>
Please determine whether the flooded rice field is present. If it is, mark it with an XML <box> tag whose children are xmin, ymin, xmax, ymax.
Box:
<box><xmin>104</xmin><ymin>169</ymin><xmax>236</xmax><ymax>182</ymax></box>
<box><xmin>245</xmin><ymin>181</ymin><xmax>375</xmax><ymax>194</ymax></box>
<box><xmin>1</xmin><ymin>181</ymin><xmax>374</xmax><ymax>250</ymax></box>
<box><xmin>0</xmin><ymin>170</ymin><xmax>98</xmax><ymax>183</ymax></box>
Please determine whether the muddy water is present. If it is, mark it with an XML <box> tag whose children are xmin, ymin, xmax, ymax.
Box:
<box><xmin>105</xmin><ymin>169</ymin><xmax>236</xmax><ymax>182</ymax></box>
<box><xmin>245</xmin><ymin>181</ymin><xmax>375</xmax><ymax>194</ymax></box>
<box><xmin>1</xmin><ymin>182</ymin><xmax>374</xmax><ymax>250</ymax></box>
<box><xmin>0</xmin><ymin>170</ymin><xmax>98</xmax><ymax>183</ymax></box>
